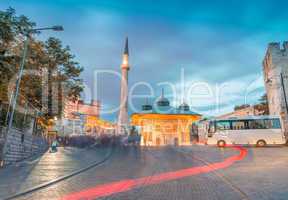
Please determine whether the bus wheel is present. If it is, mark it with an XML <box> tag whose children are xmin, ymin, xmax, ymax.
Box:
<box><xmin>256</xmin><ymin>140</ymin><xmax>266</xmax><ymax>147</ymax></box>
<box><xmin>217</xmin><ymin>140</ymin><xmax>226</xmax><ymax>148</ymax></box>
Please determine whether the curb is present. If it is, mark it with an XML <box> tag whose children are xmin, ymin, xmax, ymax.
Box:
<box><xmin>2</xmin><ymin>146</ymin><xmax>114</xmax><ymax>200</ymax></box>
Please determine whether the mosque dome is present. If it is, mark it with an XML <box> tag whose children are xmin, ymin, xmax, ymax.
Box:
<box><xmin>141</xmin><ymin>99</ymin><xmax>153</xmax><ymax>112</ymax></box>
<box><xmin>178</xmin><ymin>102</ymin><xmax>190</xmax><ymax>111</ymax></box>
<box><xmin>142</xmin><ymin>104</ymin><xmax>153</xmax><ymax>111</ymax></box>
<box><xmin>156</xmin><ymin>89</ymin><xmax>170</xmax><ymax>107</ymax></box>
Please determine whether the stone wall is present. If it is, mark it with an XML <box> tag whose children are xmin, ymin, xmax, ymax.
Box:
<box><xmin>263</xmin><ymin>41</ymin><xmax>288</xmax><ymax>138</ymax></box>
<box><xmin>1</xmin><ymin>127</ymin><xmax>48</xmax><ymax>165</ymax></box>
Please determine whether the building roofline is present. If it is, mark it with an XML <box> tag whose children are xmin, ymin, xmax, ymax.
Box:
<box><xmin>131</xmin><ymin>112</ymin><xmax>202</xmax><ymax>116</ymax></box>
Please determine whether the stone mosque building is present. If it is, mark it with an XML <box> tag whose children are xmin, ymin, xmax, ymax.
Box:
<box><xmin>116</xmin><ymin>38</ymin><xmax>202</xmax><ymax>145</ymax></box>
<box><xmin>131</xmin><ymin>90</ymin><xmax>201</xmax><ymax>146</ymax></box>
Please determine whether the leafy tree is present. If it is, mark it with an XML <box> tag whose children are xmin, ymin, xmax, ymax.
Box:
<box><xmin>0</xmin><ymin>7</ymin><xmax>35</xmax><ymax>102</ymax></box>
<box><xmin>258</xmin><ymin>94</ymin><xmax>268</xmax><ymax>105</ymax></box>
<box><xmin>0</xmin><ymin>8</ymin><xmax>84</xmax><ymax>128</ymax></box>
<box><xmin>234</xmin><ymin>104</ymin><xmax>250</xmax><ymax>111</ymax></box>
<box><xmin>42</xmin><ymin>37</ymin><xmax>84</xmax><ymax>117</ymax></box>
<box><xmin>254</xmin><ymin>94</ymin><xmax>269</xmax><ymax>115</ymax></box>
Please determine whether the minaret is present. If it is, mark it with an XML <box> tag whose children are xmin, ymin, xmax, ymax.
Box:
<box><xmin>117</xmin><ymin>37</ymin><xmax>130</xmax><ymax>134</ymax></box>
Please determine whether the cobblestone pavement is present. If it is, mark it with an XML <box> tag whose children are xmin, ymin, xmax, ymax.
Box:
<box><xmin>0</xmin><ymin>146</ymin><xmax>111</xmax><ymax>199</ymax></box>
<box><xmin>2</xmin><ymin>145</ymin><xmax>288</xmax><ymax>200</ymax></box>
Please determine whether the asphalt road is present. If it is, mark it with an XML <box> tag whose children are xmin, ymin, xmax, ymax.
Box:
<box><xmin>1</xmin><ymin>145</ymin><xmax>288</xmax><ymax>200</ymax></box>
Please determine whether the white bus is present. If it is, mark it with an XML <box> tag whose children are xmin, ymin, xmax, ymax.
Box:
<box><xmin>200</xmin><ymin>116</ymin><xmax>286</xmax><ymax>147</ymax></box>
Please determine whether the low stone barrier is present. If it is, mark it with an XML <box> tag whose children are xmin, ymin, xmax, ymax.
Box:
<box><xmin>1</xmin><ymin>127</ymin><xmax>47</xmax><ymax>165</ymax></box>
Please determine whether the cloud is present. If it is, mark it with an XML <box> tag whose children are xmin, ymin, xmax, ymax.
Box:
<box><xmin>2</xmin><ymin>0</ymin><xmax>284</xmax><ymax>121</ymax></box>
<box><xmin>162</xmin><ymin>72</ymin><xmax>265</xmax><ymax>116</ymax></box>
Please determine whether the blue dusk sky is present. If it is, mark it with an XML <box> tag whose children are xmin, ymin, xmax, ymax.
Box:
<box><xmin>1</xmin><ymin>0</ymin><xmax>288</xmax><ymax>121</ymax></box>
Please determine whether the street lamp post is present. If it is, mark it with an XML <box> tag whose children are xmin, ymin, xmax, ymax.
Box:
<box><xmin>1</xmin><ymin>26</ymin><xmax>64</xmax><ymax>166</ymax></box>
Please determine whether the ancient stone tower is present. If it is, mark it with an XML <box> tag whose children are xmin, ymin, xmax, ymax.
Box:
<box><xmin>263</xmin><ymin>41</ymin><xmax>288</xmax><ymax>136</ymax></box>
<box><xmin>117</xmin><ymin>37</ymin><xmax>130</xmax><ymax>134</ymax></box>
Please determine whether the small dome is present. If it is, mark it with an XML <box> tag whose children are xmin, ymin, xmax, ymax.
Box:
<box><xmin>142</xmin><ymin>99</ymin><xmax>153</xmax><ymax>111</ymax></box>
<box><xmin>156</xmin><ymin>89</ymin><xmax>170</xmax><ymax>107</ymax></box>
<box><xmin>142</xmin><ymin>104</ymin><xmax>152</xmax><ymax>111</ymax></box>
<box><xmin>157</xmin><ymin>96</ymin><xmax>170</xmax><ymax>107</ymax></box>
<box><xmin>178</xmin><ymin>102</ymin><xmax>190</xmax><ymax>111</ymax></box>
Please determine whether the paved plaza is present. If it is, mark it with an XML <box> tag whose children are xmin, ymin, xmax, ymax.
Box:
<box><xmin>0</xmin><ymin>146</ymin><xmax>111</xmax><ymax>199</ymax></box>
<box><xmin>0</xmin><ymin>145</ymin><xmax>288</xmax><ymax>200</ymax></box>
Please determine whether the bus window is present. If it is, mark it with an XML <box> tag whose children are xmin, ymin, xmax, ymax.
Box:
<box><xmin>231</xmin><ymin>121</ymin><xmax>245</xmax><ymax>130</ymax></box>
<box><xmin>264</xmin><ymin>119</ymin><xmax>273</xmax><ymax>129</ymax></box>
<box><xmin>247</xmin><ymin>119</ymin><xmax>281</xmax><ymax>129</ymax></box>
<box><xmin>248</xmin><ymin>119</ymin><xmax>266</xmax><ymax>129</ymax></box>
<box><xmin>216</xmin><ymin>121</ymin><xmax>231</xmax><ymax>130</ymax></box>
<box><xmin>266</xmin><ymin>119</ymin><xmax>281</xmax><ymax>129</ymax></box>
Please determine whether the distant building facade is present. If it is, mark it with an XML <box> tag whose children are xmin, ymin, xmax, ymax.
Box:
<box><xmin>54</xmin><ymin>99</ymin><xmax>101</xmax><ymax>135</ymax></box>
<box><xmin>131</xmin><ymin>91</ymin><xmax>202</xmax><ymax>146</ymax></box>
<box><xmin>216</xmin><ymin>106</ymin><xmax>263</xmax><ymax>120</ymax></box>
<box><xmin>85</xmin><ymin>116</ymin><xmax>116</xmax><ymax>136</ymax></box>
<box><xmin>263</xmin><ymin>41</ymin><xmax>288</xmax><ymax>136</ymax></box>
<box><xmin>55</xmin><ymin>99</ymin><xmax>115</xmax><ymax>136</ymax></box>
<box><xmin>63</xmin><ymin>99</ymin><xmax>100</xmax><ymax>119</ymax></box>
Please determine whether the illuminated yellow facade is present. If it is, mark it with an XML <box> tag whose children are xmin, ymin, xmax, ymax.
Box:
<box><xmin>131</xmin><ymin>113</ymin><xmax>201</xmax><ymax>146</ymax></box>
<box><xmin>131</xmin><ymin>91</ymin><xmax>201</xmax><ymax>146</ymax></box>
<box><xmin>85</xmin><ymin>116</ymin><xmax>116</xmax><ymax>136</ymax></box>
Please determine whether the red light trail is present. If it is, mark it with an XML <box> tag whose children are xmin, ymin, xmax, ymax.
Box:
<box><xmin>61</xmin><ymin>146</ymin><xmax>247</xmax><ymax>200</ymax></box>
